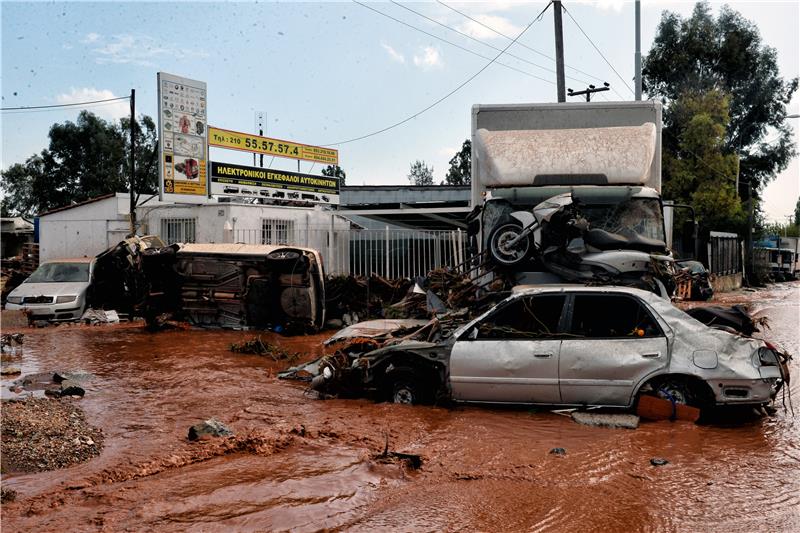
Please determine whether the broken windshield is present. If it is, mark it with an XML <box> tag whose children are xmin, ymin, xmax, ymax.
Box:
<box><xmin>26</xmin><ymin>263</ymin><xmax>90</xmax><ymax>283</ymax></box>
<box><xmin>579</xmin><ymin>198</ymin><xmax>665</xmax><ymax>242</ymax></box>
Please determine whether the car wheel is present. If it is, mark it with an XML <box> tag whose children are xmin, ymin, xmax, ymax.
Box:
<box><xmin>388</xmin><ymin>369</ymin><xmax>431</xmax><ymax>405</ymax></box>
<box><xmin>646</xmin><ymin>376</ymin><xmax>713</xmax><ymax>410</ymax></box>
<box><xmin>488</xmin><ymin>218</ymin><xmax>532</xmax><ymax>267</ymax></box>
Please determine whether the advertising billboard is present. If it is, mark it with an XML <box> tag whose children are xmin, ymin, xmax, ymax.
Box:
<box><xmin>208</xmin><ymin>126</ymin><xmax>338</xmax><ymax>165</ymax></box>
<box><xmin>210</xmin><ymin>161</ymin><xmax>340</xmax><ymax>205</ymax></box>
<box><xmin>157</xmin><ymin>72</ymin><xmax>208</xmax><ymax>203</ymax></box>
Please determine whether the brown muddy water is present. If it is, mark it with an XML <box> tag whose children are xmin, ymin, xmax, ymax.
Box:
<box><xmin>2</xmin><ymin>282</ymin><xmax>799</xmax><ymax>532</ymax></box>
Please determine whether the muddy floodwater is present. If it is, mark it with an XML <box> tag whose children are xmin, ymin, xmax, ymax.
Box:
<box><xmin>2</xmin><ymin>282</ymin><xmax>799</xmax><ymax>532</ymax></box>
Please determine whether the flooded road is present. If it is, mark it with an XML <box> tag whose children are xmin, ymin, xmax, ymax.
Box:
<box><xmin>2</xmin><ymin>282</ymin><xmax>799</xmax><ymax>532</ymax></box>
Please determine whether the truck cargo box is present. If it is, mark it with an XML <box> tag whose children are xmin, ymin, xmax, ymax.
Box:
<box><xmin>474</xmin><ymin>123</ymin><xmax>656</xmax><ymax>188</ymax></box>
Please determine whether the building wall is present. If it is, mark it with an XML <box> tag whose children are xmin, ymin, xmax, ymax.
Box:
<box><xmin>39</xmin><ymin>197</ymin><xmax>124</xmax><ymax>261</ymax></box>
<box><xmin>39</xmin><ymin>193</ymin><xmax>354</xmax><ymax>273</ymax></box>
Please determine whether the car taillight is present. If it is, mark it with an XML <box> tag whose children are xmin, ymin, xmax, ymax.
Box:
<box><xmin>758</xmin><ymin>346</ymin><xmax>779</xmax><ymax>366</ymax></box>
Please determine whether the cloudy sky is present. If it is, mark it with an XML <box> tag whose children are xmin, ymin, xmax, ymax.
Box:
<box><xmin>1</xmin><ymin>1</ymin><xmax>797</xmax><ymax>222</ymax></box>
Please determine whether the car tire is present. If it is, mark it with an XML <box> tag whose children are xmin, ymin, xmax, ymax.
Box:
<box><xmin>387</xmin><ymin>369</ymin><xmax>432</xmax><ymax>405</ymax></box>
<box><xmin>643</xmin><ymin>375</ymin><xmax>713</xmax><ymax>411</ymax></box>
<box><xmin>487</xmin><ymin>217</ymin><xmax>532</xmax><ymax>268</ymax></box>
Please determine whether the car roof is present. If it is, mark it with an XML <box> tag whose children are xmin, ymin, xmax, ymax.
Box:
<box><xmin>511</xmin><ymin>284</ymin><xmax>661</xmax><ymax>300</ymax></box>
<box><xmin>41</xmin><ymin>257</ymin><xmax>95</xmax><ymax>264</ymax></box>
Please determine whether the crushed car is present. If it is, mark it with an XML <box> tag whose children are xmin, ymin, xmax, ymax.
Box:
<box><xmin>675</xmin><ymin>260</ymin><xmax>714</xmax><ymax>301</ymax></box>
<box><xmin>167</xmin><ymin>243</ymin><xmax>326</xmax><ymax>332</ymax></box>
<box><xmin>294</xmin><ymin>285</ymin><xmax>790</xmax><ymax>413</ymax></box>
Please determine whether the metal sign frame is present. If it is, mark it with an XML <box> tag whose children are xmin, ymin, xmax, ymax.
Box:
<box><xmin>157</xmin><ymin>72</ymin><xmax>209</xmax><ymax>203</ymax></box>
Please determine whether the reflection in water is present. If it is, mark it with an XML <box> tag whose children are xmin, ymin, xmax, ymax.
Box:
<box><xmin>2</xmin><ymin>282</ymin><xmax>799</xmax><ymax>532</ymax></box>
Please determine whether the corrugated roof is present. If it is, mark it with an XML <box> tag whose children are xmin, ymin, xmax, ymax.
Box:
<box><xmin>37</xmin><ymin>193</ymin><xmax>117</xmax><ymax>217</ymax></box>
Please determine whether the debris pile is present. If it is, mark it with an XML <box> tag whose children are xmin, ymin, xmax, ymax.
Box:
<box><xmin>230</xmin><ymin>336</ymin><xmax>299</xmax><ymax>362</ymax></box>
<box><xmin>327</xmin><ymin>268</ymin><xmax>510</xmax><ymax>323</ymax></box>
<box><xmin>686</xmin><ymin>304</ymin><xmax>769</xmax><ymax>336</ymax></box>
<box><xmin>0</xmin><ymin>257</ymin><xmax>28</xmax><ymax>305</ymax></box>
<box><xmin>1</xmin><ymin>397</ymin><xmax>103</xmax><ymax>473</ymax></box>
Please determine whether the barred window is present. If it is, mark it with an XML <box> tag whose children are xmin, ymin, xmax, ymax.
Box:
<box><xmin>160</xmin><ymin>218</ymin><xmax>196</xmax><ymax>244</ymax></box>
<box><xmin>261</xmin><ymin>219</ymin><xmax>295</xmax><ymax>245</ymax></box>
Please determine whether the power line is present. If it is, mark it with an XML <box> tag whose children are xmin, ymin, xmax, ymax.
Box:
<box><xmin>561</xmin><ymin>4</ymin><xmax>635</xmax><ymax>97</ymax></box>
<box><xmin>325</xmin><ymin>2</ymin><xmax>553</xmax><ymax>147</ymax></box>
<box><xmin>0</xmin><ymin>99</ymin><xmax>131</xmax><ymax>116</ymax></box>
<box><xmin>1</xmin><ymin>95</ymin><xmax>130</xmax><ymax>112</ymax></box>
<box><xmin>436</xmin><ymin>0</ymin><xmax>615</xmax><ymax>93</ymax></box>
<box><xmin>390</xmin><ymin>0</ymin><xmax>590</xmax><ymax>85</ymax></box>
<box><xmin>353</xmin><ymin>1</ymin><xmax>555</xmax><ymax>85</ymax></box>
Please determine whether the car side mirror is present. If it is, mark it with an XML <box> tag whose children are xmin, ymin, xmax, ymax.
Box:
<box><xmin>467</xmin><ymin>327</ymin><xmax>478</xmax><ymax>340</ymax></box>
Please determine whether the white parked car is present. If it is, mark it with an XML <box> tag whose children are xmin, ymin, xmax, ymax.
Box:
<box><xmin>5</xmin><ymin>258</ymin><xmax>95</xmax><ymax>321</ymax></box>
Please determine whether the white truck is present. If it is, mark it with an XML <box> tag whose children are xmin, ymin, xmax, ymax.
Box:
<box><xmin>468</xmin><ymin>101</ymin><xmax>692</xmax><ymax>294</ymax></box>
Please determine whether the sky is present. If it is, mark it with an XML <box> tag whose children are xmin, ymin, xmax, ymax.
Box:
<box><xmin>1</xmin><ymin>0</ymin><xmax>798</xmax><ymax>223</ymax></box>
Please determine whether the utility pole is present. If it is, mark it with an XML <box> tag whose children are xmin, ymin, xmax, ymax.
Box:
<box><xmin>553</xmin><ymin>0</ymin><xmax>566</xmax><ymax>103</ymax></box>
<box><xmin>568</xmin><ymin>83</ymin><xmax>610</xmax><ymax>102</ymax></box>
<box><xmin>634</xmin><ymin>0</ymin><xmax>642</xmax><ymax>100</ymax></box>
<box><xmin>129</xmin><ymin>89</ymin><xmax>136</xmax><ymax>236</ymax></box>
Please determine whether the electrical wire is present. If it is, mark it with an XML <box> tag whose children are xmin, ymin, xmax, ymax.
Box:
<box><xmin>390</xmin><ymin>0</ymin><xmax>590</xmax><ymax>85</ymax></box>
<box><xmin>353</xmin><ymin>0</ymin><xmax>554</xmax><ymax>85</ymax></box>
<box><xmin>1</xmin><ymin>95</ymin><xmax>130</xmax><ymax>112</ymax></box>
<box><xmin>326</xmin><ymin>2</ymin><xmax>553</xmax><ymax>147</ymax></box>
<box><xmin>436</xmin><ymin>0</ymin><xmax>609</xmax><ymax>88</ymax></box>
<box><xmin>561</xmin><ymin>4</ymin><xmax>635</xmax><ymax>97</ymax></box>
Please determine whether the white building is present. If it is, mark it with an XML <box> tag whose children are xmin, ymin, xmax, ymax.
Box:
<box><xmin>37</xmin><ymin>193</ymin><xmax>353</xmax><ymax>273</ymax></box>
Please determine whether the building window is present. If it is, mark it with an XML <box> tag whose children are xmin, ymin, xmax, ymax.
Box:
<box><xmin>261</xmin><ymin>219</ymin><xmax>295</xmax><ymax>245</ymax></box>
<box><xmin>160</xmin><ymin>218</ymin><xmax>196</xmax><ymax>244</ymax></box>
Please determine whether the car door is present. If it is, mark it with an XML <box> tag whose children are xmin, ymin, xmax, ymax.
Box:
<box><xmin>450</xmin><ymin>294</ymin><xmax>566</xmax><ymax>404</ymax></box>
<box><xmin>558</xmin><ymin>292</ymin><xmax>668</xmax><ymax>406</ymax></box>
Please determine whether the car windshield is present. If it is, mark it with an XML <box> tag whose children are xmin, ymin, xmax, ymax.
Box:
<box><xmin>26</xmin><ymin>262</ymin><xmax>90</xmax><ymax>283</ymax></box>
<box><xmin>579</xmin><ymin>198</ymin><xmax>666</xmax><ymax>242</ymax></box>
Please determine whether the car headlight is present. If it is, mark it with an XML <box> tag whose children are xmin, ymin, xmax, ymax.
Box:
<box><xmin>56</xmin><ymin>295</ymin><xmax>77</xmax><ymax>304</ymax></box>
<box><xmin>6</xmin><ymin>296</ymin><xmax>22</xmax><ymax>304</ymax></box>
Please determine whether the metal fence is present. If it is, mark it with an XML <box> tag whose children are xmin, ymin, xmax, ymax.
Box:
<box><xmin>707</xmin><ymin>232</ymin><xmax>741</xmax><ymax>276</ymax></box>
<box><xmin>347</xmin><ymin>228</ymin><xmax>467</xmax><ymax>278</ymax></box>
<box><xmin>233</xmin><ymin>226</ymin><xmax>468</xmax><ymax>278</ymax></box>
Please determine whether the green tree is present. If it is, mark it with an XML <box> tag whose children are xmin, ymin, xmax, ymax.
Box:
<box><xmin>643</xmin><ymin>3</ymin><xmax>797</xmax><ymax>202</ymax></box>
<box><xmin>443</xmin><ymin>139</ymin><xmax>471</xmax><ymax>186</ymax></box>
<box><xmin>662</xmin><ymin>90</ymin><xmax>745</xmax><ymax>232</ymax></box>
<box><xmin>0</xmin><ymin>111</ymin><xmax>158</xmax><ymax>216</ymax></box>
<box><xmin>407</xmin><ymin>160</ymin><xmax>434</xmax><ymax>186</ymax></box>
<box><xmin>794</xmin><ymin>197</ymin><xmax>800</xmax><ymax>226</ymax></box>
<box><xmin>321</xmin><ymin>164</ymin><xmax>346</xmax><ymax>186</ymax></box>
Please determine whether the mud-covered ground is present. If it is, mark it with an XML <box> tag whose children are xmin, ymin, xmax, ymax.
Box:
<box><xmin>1</xmin><ymin>397</ymin><xmax>103</xmax><ymax>473</ymax></box>
<box><xmin>1</xmin><ymin>282</ymin><xmax>798</xmax><ymax>532</ymax></box>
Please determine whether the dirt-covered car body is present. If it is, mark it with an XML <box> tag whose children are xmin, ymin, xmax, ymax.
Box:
<box><xmin>5</xmin><ymin>258</ymin><xmax>96</xmax><ymax>320</ymax></box>
<box><xmin>315</xmin><ymin>286</ymin><xmax>788</xmax><ymax>407</ymax></box>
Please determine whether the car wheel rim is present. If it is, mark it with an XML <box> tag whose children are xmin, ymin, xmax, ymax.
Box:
<box><xmin>394</xmin><ymin>387</ymin><xmax>414</xmax><ymax>404</ymax></box>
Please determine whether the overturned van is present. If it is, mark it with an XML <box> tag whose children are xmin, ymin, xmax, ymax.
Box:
<box><xmin>173</xmin><ymin>243</ymin><xmax>326</xmax><ymax>331</ymax></box>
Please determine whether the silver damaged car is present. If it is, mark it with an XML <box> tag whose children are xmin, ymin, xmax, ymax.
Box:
<box><xmin>311</xmin><ymin>286</ymin><xmax>790</xmax><ymax>409</ymax></box>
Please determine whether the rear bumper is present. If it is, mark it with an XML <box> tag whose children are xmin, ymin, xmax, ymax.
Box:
<box><xmin>708</xmin><ymin>376</ymin><xmax>782</xmax><ymax>405</ymax></box>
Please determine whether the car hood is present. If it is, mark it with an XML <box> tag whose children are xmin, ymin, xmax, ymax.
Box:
<box><xmin>10</xmin><ymin>281</ymin><xmax>89</xmax><ymax>298</ymax></box>
<box><xmin>363</xmin><ymin>340</ymin><xmax>441</xmax><ymax>358</ymax></box>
